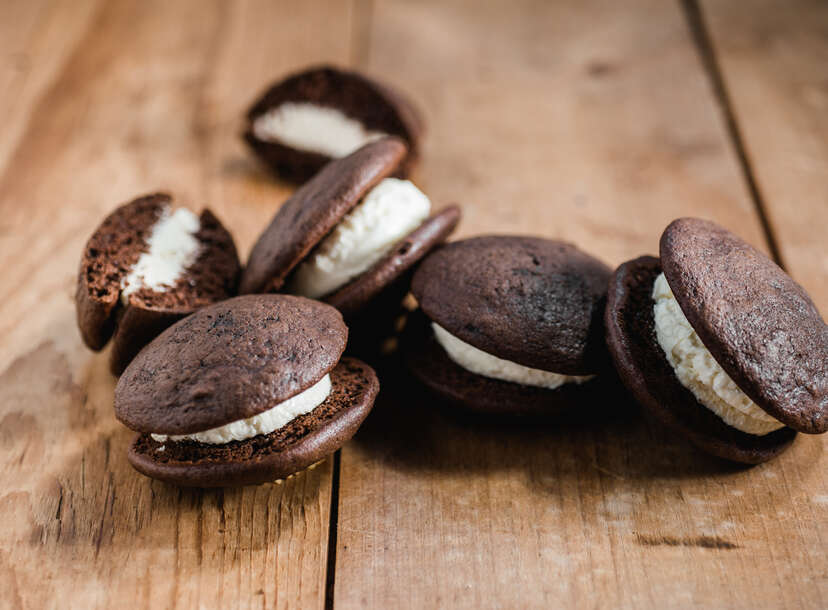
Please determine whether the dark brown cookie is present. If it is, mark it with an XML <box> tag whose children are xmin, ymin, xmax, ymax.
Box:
<box><xmin>660</xmin><ymin>218</ymin><xmax>827</xmax><ymax>433</ymax></box>
<box><xmin>605</xmin><ymin>255</ymin><xmax>796</xmax><ymax>463</ymax></box>
<box><xmin>127</xmin><ymin>358</ymin><xmax>378</xmax><ymax>487</ymax></box>
<box><xmin>411</xmin><ymin>236</ymin><xmax>612</xmax><ymax>375</ymax></box>
<box><xmin>240</xmin><ymin>138</ymin><xmax>461</xmax><ymax>320</ymax></box>
<box><xmin>76</xmin><ymin>193</ymin><xmax>241</xmax><ymax>374</ymax></box>
<box><xmin>404</xmin><ymin>310</ymin><xmax>603</xmax><ymax>416</ymax></box>
<box><xmin>76</xmin><ymin>193</ymin><xmax>167</xmax><ymax>351</ymax></box>
<box><xmin>325</xmin><ymin>205</ymin><xmax>461</xmax><ymax>318</ymax></box>
<box><xmin>115</xmin><ymin>295</ymin><xmax>348</xmax><ymax>435</ymax></box>
<box><xmin>240</xmin><ymin>138</ymin><xmax>406</xmax><ymax>295</ymax></box>
<box><xmin>244</xmin><ymin>65</ymin><xmax>423</xmax><ymax>183</ymax></box>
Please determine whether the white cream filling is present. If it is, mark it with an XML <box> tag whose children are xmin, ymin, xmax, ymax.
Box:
<box><xmin>151</xmin><ymin>374</ymin><xmax>332</xmax><ymax>444</ymax></box>
<box><xmin>288</xmin><ymin>178</ymin><xmax>431</xmax><ymax>299</ymax></box>
<box><xmin>652</xmin><ymin>272</ymin><xmax>785</xmax><ymax>435</ymax></box>
<box><xmin>121</xmin><ymin>206</ymin><xmax>201</xmax><ymax>303</ymax></box>
<box><xmin>252</xmin><ymin>102</ymin><xmax>389</xmax><ymax>158</ymax></box>
<box><xmin>432</xmin><ymin>323</ymin><xmax>594</xmax><ymax>390</ymax></box>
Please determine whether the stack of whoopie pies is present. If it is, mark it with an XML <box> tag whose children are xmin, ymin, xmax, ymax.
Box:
<box><xmin>75</xmin><ymin>66</ymin><xmax>461</xmax><ymax>487</ymax></box>
<box><xmin>75</xmin><ymin>64</ymin><xmax>826</xmax><ymax>488</ymax></box>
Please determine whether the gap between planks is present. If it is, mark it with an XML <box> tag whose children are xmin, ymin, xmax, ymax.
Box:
<box><xmin>325</xmin><ymin>449</ymin><xmax>342</xmax><ymax>610</ymax></box>
<box><xmin>680</xmin><ymin>0</ymin><xmax>785</xmax><ymax>267</ymax></box>
<box><xmin>324</xmin><ymin>2</ymin><xmax>375</xmax><ymax>605</ymax></box>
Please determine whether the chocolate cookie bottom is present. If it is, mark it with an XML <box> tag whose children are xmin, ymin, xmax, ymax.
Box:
<box><xmin>128</xmin><ymin>358</ymin><xmax>378</xmax><ymax>487</ymax></box>
<box><xmin>604</xmin><ymin>256</ymin><xmax>795</xmax><ymax>464</ymax></box>
<box><xmin>404</xmin><ymin>311</ymin><xmax>604</xmax><ymax>416</ymax></box>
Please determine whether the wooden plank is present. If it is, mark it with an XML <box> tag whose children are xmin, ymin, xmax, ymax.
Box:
<box><xmin>0</xmin><ymin>0</ymin><xmax>102</xmax><ymax>175</ymax></box>
<box><xmin>699</xmin><ymin>0</ymin><xmax>828</xmax><ymax>311</ymax></box>
<box><xmin>0</xmin><ymin>1</ymin><xmax>355</xmax><ymax>608</ymax></box>
<box><xmin>333</xmin><ymin>0</ymin><xmax>828</xmax><ymax>608</ymax></box>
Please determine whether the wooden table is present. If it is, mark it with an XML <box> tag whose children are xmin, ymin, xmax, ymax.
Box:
<box><xmin>1</xmin><ymin>1</ymin><xmax>826</xmax><ymax>608</ymax></box>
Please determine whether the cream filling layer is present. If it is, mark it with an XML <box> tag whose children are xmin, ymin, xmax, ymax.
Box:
<box><xmin>252</xmin><ymin>102</ymin><xmax>388</xmax><ymax>158</ymax></box>
<box><xmin>151</xmin><ymin>374</ymin><xmax>332</xmax><ymax>444</ymax></box>
<box><xmin>121</xmin><ymin>206</ymin><xmax>201</xmax><ymax>303</ymax></box>
<box><xmin>432</xmin><ymin>323</ymin><xmax>594</xmax><ymax>390</ymax></box>
<box><xmin>652</xmin><ymin>272</ymin><xmax>784</xmax><ymax>435</ymax></box>
<box><xmin>288</xmin><ymin>178</ymin><xmax>431</xmax><ymax>299</ymax></box>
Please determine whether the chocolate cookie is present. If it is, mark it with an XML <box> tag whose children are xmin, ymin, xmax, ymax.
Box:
<box><xmin>605</xmin><ymin>219</ymin><xmax>826</xmax><ymax>464</ymax></box>
<box><xmin>661</xmin><ymin>218</ymin><xmax>827</xmax><ymax>433</ymax></box>
<box><xmin>76</xmin><ymin>193</ymin><xmax>240</xmax><ymax>374</ymax></box>
<box><xmin>244</xmin><ymin>65</ymin><xmax>423</xmax><ymax>183</ymax></box>
<box><xmin>240</xmin><ymin>138</ymin><xmax>461</xmax><ymax>320</ymax></box>
<box><xmin>116</xmin><ymin>295</ymin><xmax>379</xmax><ymax>487</ymax></box>
<box><xmin>405</xmin><ymin>236</ymin><xmax>612</xmax><ymax>414</ymax></box>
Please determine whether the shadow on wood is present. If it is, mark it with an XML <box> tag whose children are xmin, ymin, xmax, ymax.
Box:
<box><xmin>347</xmin><ymin>352</ymin><xmax>817</xmax><ymax>485</ymax></box>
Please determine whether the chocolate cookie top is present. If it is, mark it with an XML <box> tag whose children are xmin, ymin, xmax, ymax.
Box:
<box><xmin>244</xmin><ymin>65</ymin><xmax>423</xmax><ymax>183</ymax></box>
<box><xmin>115</xmin><ymin>295</ymin><xmax>348</xmax><ymax>435</ymax></box>
<box><xmin>239</xmin><ymin>137</ymin><xmax>406</xmax><ymax>295</ymax></box>
<box><xmin>660</xmin><ymin>218</ymin><xmax>828</xmax><ymax>434</ymax></box>
<box><xmin>411</xmin><ymin>236</ymin><xmax>612</xmax><ymax>375</ymax></box>
<box><xmin>605</xmin><ymin>256</ymin><xmax>796</xmax><ymax>463</ymax></box>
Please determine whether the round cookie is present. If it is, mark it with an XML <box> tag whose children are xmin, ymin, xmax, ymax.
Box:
<box><xmin>605</xmin><ymin>255</ymin><xmax>796</xmax><ymax>464</ymax></box>
<box><xmin>244</xmin><ymin>65</ymin><xmax>423</xmax><ymax>183</ymax></box>
<box><xmin>240</xmin><ymin>138</ymin><xmax>406</xmax><ymax>295</ymax></box>
<box><xmin>115</xmin><ymin>295</ymin><xmax>379</xmax><ymax>487</ymax></box>
<box><xmin>660</xmin><ymin>218</ymin><xmax>827</xmax><ymax>434</ymax></box>
<box><xmin>406</xmin><ymin>236</ymin><xmax>612</xmax><ymax>414</ymax></box>
<box><xmin>411</xmin><ymin>236</ymin><xmax>612</xmax><ymax>375</ymax></box>
<box><xmin>240</xmin><ymin>137</ymin><xmax>461</xmax><ymax>321</ymax></box>
<box><xmin>76</xmin><ymin>193</ymin><xmax>241</xmax><ymax>374</ymax></box>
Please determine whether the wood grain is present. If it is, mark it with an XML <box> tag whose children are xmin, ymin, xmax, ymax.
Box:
<box><xmin>0</xmin><ymin>1</ymin><xmax>355</xmax><ymax>608</ymax></box>
<box><xmin>0</xmin><ymin>0</ymin><xmax>102</xmax><ymax>175</ymax></box>
<box><xmin>699</xmin><ymin>0</ymin><xmax>828</xmax><ymax>311</ymax></box>
<box><xmin>332</xmin><ymin>0</ymin><xmax>828</xmax><ymax>608</ymax></box>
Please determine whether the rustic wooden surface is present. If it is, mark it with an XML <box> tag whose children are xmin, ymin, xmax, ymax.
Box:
<box><xmin>699</xmin><ymin>0</ymin><xmax>828</xmax><ymax>312</ymax></box>
<box><xmin>0</xmin><ymin>1</ymin><xmax>825</xmax><ymax>609</ymax></box>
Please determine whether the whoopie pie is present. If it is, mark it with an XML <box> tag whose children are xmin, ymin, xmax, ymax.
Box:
<box><xmin>605</xmin><ymin>218</ymin><xmax>827</xmax><ymax>463</ymax></box>
<box><xmin>76</xmin><ymin>193</ymin><xmax>240</xmax><ymax>375</ymax></box>
<box><xmin>405</xmin><ymin>236</ymin><xmax>612</xmax><ymax>415</ymax></box>
<box><xmin>115</xmin><ymin>294</ymin><xmax>379</xmax><ymax>487</ymax></box>
<box><xmin>244</xmin><ymin>65</ymin><xmax>423</xmax><ymax>183</ymax></box>
<box><xmin>240</xmin><ymin>137</ymin><xmax>461</xmax><ymax>320</ymax></box>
